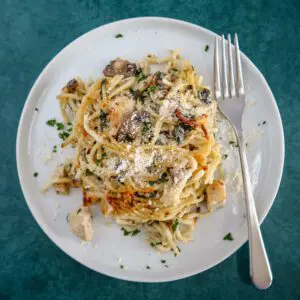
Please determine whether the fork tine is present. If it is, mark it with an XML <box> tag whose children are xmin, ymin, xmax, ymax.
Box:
<box><xmin>227</xmin><ymin>34</ymin><xmax>236</xmax><ymax>97</ymax></box>
<box><xmin>214</xmin><ymin>36</ymin><xmax>221</xmax><ymax>99</ymax></box>
<box><xmin>221</xmin><ymin>35</ymin><xmax>229</xmax><ymax>98</ymax></box>
<box><xmin>234</xmin><ymin>34</ymin><xmax>245</xmax><ymax>96</ymax></box>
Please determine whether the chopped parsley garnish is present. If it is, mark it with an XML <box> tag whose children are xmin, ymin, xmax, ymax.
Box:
<box><xmin>102</xmin><ymin>152</ymin><xmax>108</xmax><ymax>159</ymax></box>
<box><xmin>142</xmin><ymin>122</ymin><xmax>152</xmax><ymax>134</ymax></box>
<box><xmin>121</xmin><ymin>227</ymin><xmax>140</xmax><ymax>236</ymax></box>
<box><xmin>46</xmin><ymin>119</ymin><xmax>56</xmax><ymax>126</ymax></box>
<box><xmin>121</xmin><ymin>228</ymin><xmax>131</xmax><ymax>236</ymax></box>
<box><xmin>223</xmin><ymin>233</ymin><xmax>233</xmax><ymax>241</ymax></box>
<box><xmin>135</xmin><ymin>68</ymin><xmax>147</xmax><ymax>82</ymax></box>
<box><xmin>205</xmin><ymin>45</ymin><xmax>210</xmax><ymax>52</ymax></box>
<box><xmin>56</xmin><ymin>122</ymin><xmax>64</xmax><ymax>130</ymax></box>
<box><xmin>115</xmin><ymin>33</ymin><xmax>123</xmax><ymax>38</ymax></box>
<box><xmin>120</xmin><ymin>264</ymin><xmax>124</xmax><ymax>269</ymax></box>
<box><xmin>259</xmin><ymin>121</ymin><xmax>267</xmax><ymax>126</ymax></box>
<box><xmin>77</xmin><ymin>208</ymin><xmax>82</xmax><ymax>214</ymax></box>
<box><xmin>52</xmin><ymin>145</ymin><xmax>57</xmax><ymax>153</ymax></box>
<box><xmin>223</xmin><ymin>154</ymin><xmax>228</xmax><ymax>159</ymax></box>
<box><xmin>59</xmin><ymin>131</ymin><xmax>70</xmax><ymax>141</ymax></box>
<box><xmin>148</xmin><ymin>191</ymin><xmax>157</xmax><ymax>198</ymax></box>
<box><xmin>171</xmin><ymin>68</ymin><xmax>178</xmax><ymax>72</ymax></box>
<box><xmin>33</xmin><ymin>172</ymin><xmax>38</xmax><ymax>177</ymax></box>
<box><xmin>131</xmin><ymin>229</ymin><xmax>140</xmax><ymax>236</ymax></box>
<box><xmin>150</xmin><ymin>242</ymin><xmax>155</xmax><ymax>247</ymax></box>
<box><xmin>35</xmin><ymin>108</ymin><xmax>39</xmax><ymax>112</ymax></box>
<box><xmin>161</xmin><ymin>259</ymin><xmax>166</xmax><ymax>264</ymax></box>
<box><xmin>146</xmin><ymin>266</ymin><xmax>151</xmax><ymax>269</ymax></box>
<box><xmin>147</xmin><ymin>85</ymin><xmax>157</xmax><ymax>92</ymax></box>
<box><xmin>100</xmin><ymin>110</ymin><xmax>109</xmax><ymax>130</ymax></box>
<box><xmin>67</xmin><ymin>127</ymin><xmax>73</xmax><ymax>132</ymax></box>
<box><xmin>172</xmin><ymin>219</ymin><xmax>179</xmax><ymax>232</ymax></box>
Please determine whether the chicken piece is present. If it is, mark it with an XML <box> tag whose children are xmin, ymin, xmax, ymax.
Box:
<box><xmin>68</xmin><ymin>206</ymin><xmax>93</xmax><ymax>241</ymax></box>
<box><xmin>206</xmin><ymin>180</ymin><xmax>226</xmax><ymax>211</ymax></box>
<box><xmin>107</xmin><ymin>96</ymin><xmax>135</xmax><ymax>136</ymax></box>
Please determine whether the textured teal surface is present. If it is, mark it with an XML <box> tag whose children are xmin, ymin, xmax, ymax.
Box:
<box><xmin>1</xmin><ymin>0</ymin><xmax>299</xmax><ymax>299</ymax></box>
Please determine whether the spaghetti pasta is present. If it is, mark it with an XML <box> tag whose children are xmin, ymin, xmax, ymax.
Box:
<box><xmin>46</xmin><ymin>51</ymin><xmax>227</xmax><ymax>252</ymax></box>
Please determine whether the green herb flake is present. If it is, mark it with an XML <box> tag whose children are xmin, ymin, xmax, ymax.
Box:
<box><xmin>121</xmin><ymin>227</ymin><xmax>131</xmax><ymax>236</ymax></box>
<box><xmin>120</xmin><ymin>264</ymin><xmax>124</xmax><ymax>269</ymax></box>
<box><xmin>161</xmin><ymin>259</ymin><xmax>166</xmax><ymax>264</ymax></box>
<box><xmin>115</xmin><ymin>33</ymin><xmax>123</xmax><ymax>38</ymax></box>
<box><xmin>100</xmin><ymin>110</ymin><xmax>109</xmax><ymax>130</ymax></box>
<box><xmin>35</xmin><ymin>108</ymin><xmax>39</xmax><ymax>112</ymax></box>
<box><xmin>205</xmin><ymin>45</ymin><xmax>210</xmax><ymax>52</ymax></box>
<box><xmin>121</xmin><ymin>227</ymin><xmax>140</xmax><ymax>236</ymax></box>
<box><xmin>172</xmin><ymin>219</ymin><xmax>179</xmax><ymax>232</ymax></box>
<box><xmin>52</xmin><ymin>145</ymin><xmax>58</xmax><ymax>153</ymax></box>
<box><xmin>148</xmin><ymin>85</ymin><xmax>157</xmax><ymax>92</ymax></box>
<box><xmin>146</xmin><ymin>266</ymin><xmax>151</xmax><ymax>270</ymax></box>
<box><xmin>46</xmin><ymin>119</ymin><xmax>56</xmax><ymax>126</ymax></box>
<box><xmin>59</xmin><ymin>131</ymin><xmax>70</xmax><ymax>141</ymax></box>
<box><xmin>164</xmin><ymin>265</ymin><xmax>169</xmax><ymax>268</ymax></box>
<box><xmin>148</xmin><ymin>191</ymin><xmax>157</xmax><ymax>198</ymax></box>
<box><xmin>263</xmin><ymin>121</ymin><xmax>266</xmax><ymax>125</ymax></box>
<box><xmin>67</xmin><ymin>127</ymin><xmax>73</xmax><ymax>132</ymax></box>
<box><xmin>131</xmin><ymin>229</ymin><xmax>140</xmax><ymax>236</ymax></box>
<box><xmin>33</xmin><ymin>172</ymin><xmax>38</xmax><ymax>177</ymax></box>
<box><xmin>102</xmin><ymin>152</ymin><xmax>108</xmax><ymax>159</ymax></box>
<box><xmin>77</xmin><ymin>208</ymin><xmax>82</xmax><ymax>214</ymax></box>
<box><xmin>142</xmin><ymin>122</ymin><xmax>152</xmax><ymax>134</ymax></box>
<box><xmin>135</xmin><ymin>69</ymin><xmax>147</xmax><ymax>82</ymax></box>
<box><xmin>223</xmin><ymin>154</ymin><xmax>228</xmax><ymax>159</ymax></box>
<box><xmin>56</xmin><ymin>122</ymin><xmax>64</xmax><ymax>130</ymax></box>
<box><xmin>223</xmin><ymin>233</ymin><xmax>233</xmax><ymax>241</ymax></box>
<box><xmin>150</xmin><ymin>242</ymin><xmax>155</xmax><ymax>247</ymax></box>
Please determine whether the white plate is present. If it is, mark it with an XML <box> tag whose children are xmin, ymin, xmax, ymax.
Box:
<box><xmin>16</xmin><ymin>17</ymin><xmax>284</xmax><ymax>282</ymax></box>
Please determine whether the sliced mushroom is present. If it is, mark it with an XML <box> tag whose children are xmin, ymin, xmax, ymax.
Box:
<box><xmin>116</xmin><ymin>110</ymin><xmax>151</xmax><ymax>142</ymax></box>
<box><xmin>63</xmin><ymin>79</ymin><xmax>78</xmax><ymax>93</ymax></box>
<box><xmin>103</xmin><ymin>59</ymin><xmax>137</xmax><ymax>77</ymax></box>
<box><xmin>198</xmin><ymin>88</ymin><xmax>212</xmax><ymax>104</ymax></box>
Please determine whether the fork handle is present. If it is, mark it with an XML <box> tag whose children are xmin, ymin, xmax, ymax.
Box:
<box><xmin>237</xmin><ymin>134</ymin><xmax>273</xmax><ymax>289</ymax></box>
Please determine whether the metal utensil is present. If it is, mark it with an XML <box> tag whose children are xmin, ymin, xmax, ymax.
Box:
<box><xmin>214</xmin><ymin>34</ymin><xmax>273</xmax><ymax>289</ymax></box>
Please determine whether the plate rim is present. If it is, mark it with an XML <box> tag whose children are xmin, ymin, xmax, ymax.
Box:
<box><xmin>16</xmin><ymin>16</ymin><xmax>285</xmax><ymax>282</ymax></box>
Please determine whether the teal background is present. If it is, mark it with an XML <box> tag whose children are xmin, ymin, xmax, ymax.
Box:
<box><xmin>1</xmin><ymin>0</ymin><xmax>299</xmax><ymax>299</ymax></box>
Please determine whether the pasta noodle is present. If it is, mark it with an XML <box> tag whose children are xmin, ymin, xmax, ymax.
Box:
<box><xmin>46</xmin><ymin>51</ymin><xmax>227</xmax><ymax>253</ymax></box>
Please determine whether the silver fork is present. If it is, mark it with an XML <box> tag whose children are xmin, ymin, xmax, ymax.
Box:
<box><xmin>214</xmin><ymin>34</ymin><xmax>273</xmax><ymax>289</ymax></box>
